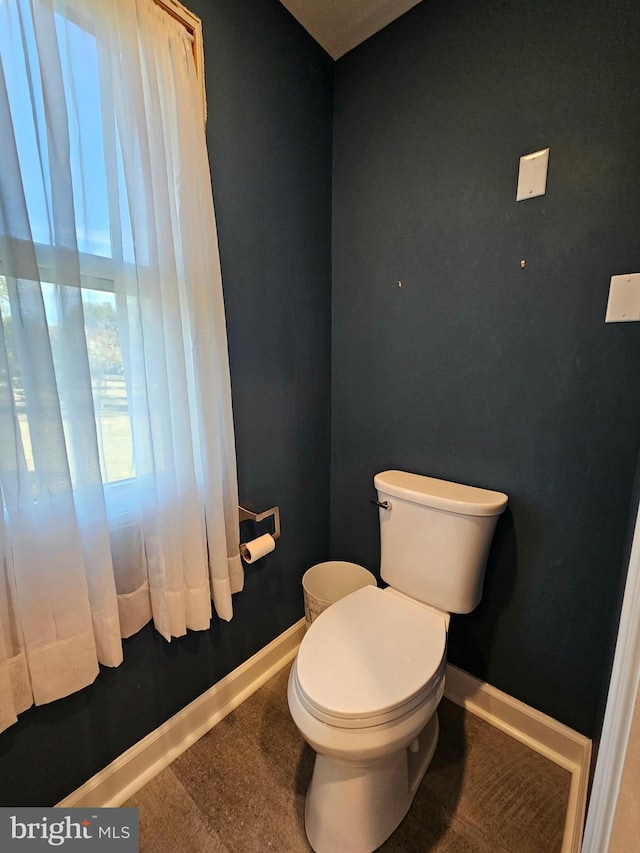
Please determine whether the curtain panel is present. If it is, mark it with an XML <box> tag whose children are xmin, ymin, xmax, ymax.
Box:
<box><xmin>0</xmin><ymin>0</ymin><xmax>242</xmax><ymax>734</ymax></box>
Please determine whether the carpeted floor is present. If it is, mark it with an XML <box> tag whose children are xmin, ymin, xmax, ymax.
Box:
<box><xmin>125</xmin><ymin>663</ymin><xmax>570</xmax><ymax>852</ymax></box>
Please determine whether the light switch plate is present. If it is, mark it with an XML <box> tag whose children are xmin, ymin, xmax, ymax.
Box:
<box><xmin>605</xmin><ymin>273</ymin><xmax>640</xmax><ymax>323</ymax></box>
<box><xmin>516</xmin><ymin>148</ymin><xmax>550</xmax><ymax>201</ymax></box>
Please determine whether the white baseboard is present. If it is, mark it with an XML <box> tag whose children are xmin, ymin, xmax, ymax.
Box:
<box><xmin>57</xmin><ymin>618</ymin><xmax>307</xmax><ymax>808</ymax></box>
<box><xmin>444</xmin><ymin>663</ymin><xmax>592</xmax><ymax>853</ymax></box>
<box><xmin>58</xmin><ymin>622</ymin><xmax>591</xmax><ymax>853</ymax></box>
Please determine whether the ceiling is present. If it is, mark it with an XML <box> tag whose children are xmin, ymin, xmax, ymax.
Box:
<box><xmin>279</xmin><ymin>0</ymin><xmax>423</xmax><ymax>59</ymax></box>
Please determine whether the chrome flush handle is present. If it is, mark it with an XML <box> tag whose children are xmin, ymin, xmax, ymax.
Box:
<box><xmin>370</xmin><ymin>499</ymin><xmax>391</xmax><ymax>511</ymax></box>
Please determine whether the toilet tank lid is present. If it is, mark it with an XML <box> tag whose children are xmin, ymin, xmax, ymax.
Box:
<box><xmin>374</xmin><ymin>470</ymin><xmax>508</xmax><ymax>517</ymax></box>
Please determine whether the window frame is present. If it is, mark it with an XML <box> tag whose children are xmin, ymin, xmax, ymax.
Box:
<box><xmin>154</xmin><ymin>0</ymin><xmax>206</xmax><ymax>122</ymax></box>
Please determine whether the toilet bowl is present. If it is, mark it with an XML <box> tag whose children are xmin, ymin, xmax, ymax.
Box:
<box><xmin>288</xmin><ymin>470</ymin><xmax>508</xmax><ymax>853</ymax></box>
<box><xmin>288</xmin><ymin>585</ymin><xmax>448</xmax><ymax>852</ymax></box>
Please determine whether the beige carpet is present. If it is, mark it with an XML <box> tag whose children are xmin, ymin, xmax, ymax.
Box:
<box><xmin>125</xmin><ymin>663</ymin><xmax>570</xmax><ymax>852</ymax></box>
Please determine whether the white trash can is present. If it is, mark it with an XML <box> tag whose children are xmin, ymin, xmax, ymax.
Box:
<box><xmin>302</xmin><ymin>561</ymin><xmax>377</xmax><ymax>629</ymax></box>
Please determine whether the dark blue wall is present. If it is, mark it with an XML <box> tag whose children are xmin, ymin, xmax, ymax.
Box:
<box><xmin>330</xmin><ymin>0</ymin><xmax>640</xmax><ymax>736</ymax></box>
<box><xmin>0</xmin><ymin>0</ymin><xmax>333</xmax><ymax>806</ymax></box>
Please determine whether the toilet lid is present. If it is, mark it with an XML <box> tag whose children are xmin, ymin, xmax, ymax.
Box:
<box><xmin>296</xmin><ymin>586</ymin><xmax>446</xmax><ymax>725</ymax></box>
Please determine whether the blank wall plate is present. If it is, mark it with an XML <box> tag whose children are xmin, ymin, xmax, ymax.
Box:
<box><xmin>605</xmin><ymin>273</ymin><xmax>640</xmax><ymax>323</ymax></box>
<box><xmin>516</xmin><ymin>148</ymin><xmax>550</xmax><ymax>201</ymax></box>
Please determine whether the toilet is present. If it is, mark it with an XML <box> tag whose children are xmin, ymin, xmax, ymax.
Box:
<box><xmin>288</xmin><ymin>469</ymin><xmax>508</xmax><ymax>853</ymax></box>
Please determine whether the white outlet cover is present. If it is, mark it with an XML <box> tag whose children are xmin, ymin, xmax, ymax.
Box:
<box><xmin>516</xmin><ymin>148</ymin><xmax>550</xmax><ymax>201</ymax></box>
<box><xmin>605</xmin><ymin>273</ymin><xmax>640</xmax><ymax>323</ymax></box>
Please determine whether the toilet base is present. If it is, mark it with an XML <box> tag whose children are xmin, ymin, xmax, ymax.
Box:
<box><xmin>304</xmin><ymin>712</ymin><xmax>440</xmax><ymax>853</ymax></box>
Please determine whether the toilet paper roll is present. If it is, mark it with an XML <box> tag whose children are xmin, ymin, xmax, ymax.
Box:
<box><xmin>242</xmin><ymin>533</ymin><xmax>276</xmax><ymax>563</ymax></box>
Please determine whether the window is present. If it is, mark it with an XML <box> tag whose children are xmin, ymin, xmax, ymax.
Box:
<box><xmin>0</xmin><ymin>0</ymin><xmax>205</xmax><ymax>491</ymax></box>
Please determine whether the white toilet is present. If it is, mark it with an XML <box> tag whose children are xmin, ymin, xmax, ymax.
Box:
<box><xmin>288</xmin><ymin>470</ymin><xmax>508</xmax><ymax>853</ymax></box>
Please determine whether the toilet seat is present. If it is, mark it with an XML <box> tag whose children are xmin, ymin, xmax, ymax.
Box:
<box><xmin>295</xmin><ymin>586</ymin><xmax>447</xmax><ymax>729</ymax></box>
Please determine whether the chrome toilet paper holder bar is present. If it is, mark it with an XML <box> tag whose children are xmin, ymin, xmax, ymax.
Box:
<box><xmin>239</xmin><ymin>504</ymin><xmax>280</xmax><ymax>558</ymax></box>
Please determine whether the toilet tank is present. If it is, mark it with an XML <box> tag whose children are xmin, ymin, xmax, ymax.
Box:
<box><xmin>374</xmin><ymin>470</ymin><xmax>508</xmax><ymax>614</ymax></box>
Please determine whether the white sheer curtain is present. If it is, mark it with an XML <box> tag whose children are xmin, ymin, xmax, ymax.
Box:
<box><xmin>0</xmin><ymin>0</ymin><xmax>243</xmax><ymax>733</ymax></box>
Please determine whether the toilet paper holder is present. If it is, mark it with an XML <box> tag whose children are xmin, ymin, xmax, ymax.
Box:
<box><xmin>239</xmin><ymin>504</ymin><xmax>280</xmax><ymax>559</ymax></box>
